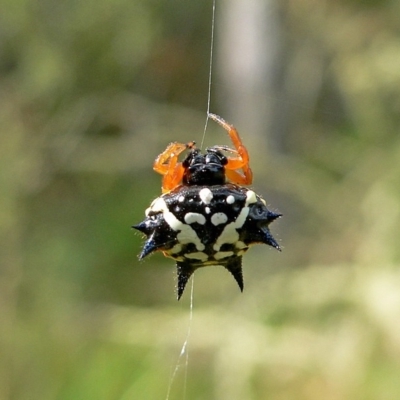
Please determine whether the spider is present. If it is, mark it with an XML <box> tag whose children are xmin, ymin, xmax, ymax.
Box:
<box><xmin>134</xmin><ymin>114</ymin><xmax>281</xmax><ymax>299</ymax></box>
<box><xmin>154</xmin><ymin>114</ymin><xmax>253</xmax><ymax>193</ymax></box>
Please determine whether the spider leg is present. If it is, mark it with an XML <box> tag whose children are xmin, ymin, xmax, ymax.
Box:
<box><xmin>153</xmin><ymin>142</ymin><xmax>187</xmax><ymax>174</ymax></box>
<box><xmin>225</xmin><ymin>168</ymin><xmax>252</xmax><ymax>185</ymax></box>
<box><xmin>208</xmin><ymin>113</ymin><xmax>253</xmax><ymax>185</ymax></box>
<box><xmin>153</xmin><ymin>142</ymin><xmax>195</xmax><ymax>193</ymax></box>
<box><xmin>211</xmin><ymin>145</ymin><xmax>238</xmax><ymax>154</ymax></box>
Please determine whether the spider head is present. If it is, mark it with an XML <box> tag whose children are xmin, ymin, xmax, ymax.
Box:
<box><xmin>182</xmin><ymin>147</ymin><xmax>227</xmax><ymax>186</ymax></box>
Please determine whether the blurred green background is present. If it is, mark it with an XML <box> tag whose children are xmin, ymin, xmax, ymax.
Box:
<box><xmin>1</xmin><ymin>0</ymin><xmax>400</xmax><ymax>399</ymax></box>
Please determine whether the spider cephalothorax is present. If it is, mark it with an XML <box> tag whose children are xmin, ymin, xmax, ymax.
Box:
<box><xmin>182</xmin><ymin>148</ymin><xmax>227</xmax><ymax>186</ymax></box>
<box><xmin>133</xmin><ymin>114</ymin><xmax>281</xmax><ymax>299</ymax></box>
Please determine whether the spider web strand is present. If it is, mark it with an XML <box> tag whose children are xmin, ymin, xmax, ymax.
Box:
<box><xmin>200</xmin><ymin>0</ymin><xmax>216</xmax><ymax>150</ymax></box>
<box><xmin>165</xmin><ymin>278</ymin><xmax>194</xmax><ymax>400</ymax></box>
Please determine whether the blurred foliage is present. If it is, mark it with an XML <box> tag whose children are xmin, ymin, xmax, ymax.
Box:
<box><xmin>1</xmin><ymin>0</ymin><xmax>400</xmax><ymax>399</ymax></box>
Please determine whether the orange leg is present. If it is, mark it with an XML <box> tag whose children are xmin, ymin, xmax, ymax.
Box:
<box><xmin>153</xmin><ymin>142</ymin><xmax>195</xmax><ymax>193</ymax></box>
<box><xmin>208</xmin><ymin>113</ymin><xmax>253</xmax><ymax>185</ymax></box>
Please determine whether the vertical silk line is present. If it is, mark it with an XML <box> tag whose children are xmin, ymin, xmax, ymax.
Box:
<box><xmin>166</xmin><ymin>1</ymin><xmax>215</xmax><ymax>398</ymax></box>
<box><xmin>182</xmin><ymin>278</ymin><xmax>194</xmax><ymax>399</ymax></box>
<box><xmin>165</xmin><ymin>278</ymin><xmax>195</xmax><ymax>400</ymax></box>
<box><xmin>200</xmin><ymin>0</ymin><xmax>216</xmax><ymax>150</ymax></box>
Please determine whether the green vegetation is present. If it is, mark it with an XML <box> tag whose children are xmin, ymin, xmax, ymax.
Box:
<box><xmin>1</xmin><ymin>0</ymin><xmax>400</xmax><ymax>399</ymax></box>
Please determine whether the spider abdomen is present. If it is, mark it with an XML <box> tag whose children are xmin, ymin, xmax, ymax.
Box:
<box><xmin>134</xmin><ymin>183</ymin><xmax>281</xmax><ymax>298</ymax></box>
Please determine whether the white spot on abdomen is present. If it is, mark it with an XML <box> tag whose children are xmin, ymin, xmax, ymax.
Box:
<box><xmin>226</xmin><ymin>195</ymin><xmax>235</xmax><ymax>204</ymax></box>
<box><xmin>214</xmin><ymin>251</ymin><xmax>234</xmax><ymax>260</ymax></box>
<box><xmin>184</xmin><ymin>252</ymin><xmax>208</xmax><ymax>261</ymax></box>
<box><xmin>234</xmin><ymin>206</ymin><xmax>249</xmax><ymax>230</ymax></box>
<box><xmin>184</xmin><ymin>212</ymin><xmax>206</xmax><ymax>225</ymax></box>
<box><xmin>245</xmin><ymin>190</ymin><xmax>257</xmax><ymax>206</ymax></box>
<box><xmin>211</xmin><ymin>212</ymin><xmax>228</xmax><ymax>226</ymax></box>
<box><xmin>199</xmin><ymin>188</ymin><xmax>213</xmax><ymax>204</ymax></box>
<box><xmin>170</xmin><ymin>244</ymin><xmax>182</xmax><ymax>254</ymax></box>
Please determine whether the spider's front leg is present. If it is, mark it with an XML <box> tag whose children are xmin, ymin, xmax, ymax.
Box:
<box><xmin>153</xmin><ymin>142</ymin><xmax>195</xmax><ymax>193</ymax></box>
<box><xmin>208</xmin><ymin>113</ymin><xmax>253</xmax><ymax>185</ymax></box>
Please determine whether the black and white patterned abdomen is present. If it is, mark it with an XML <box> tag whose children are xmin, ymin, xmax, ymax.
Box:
<box><xmin>135</xmin><ymin>184</ymin><xmax>280</xmax><ymax>298</ymax></box>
